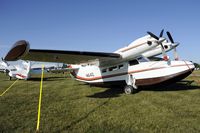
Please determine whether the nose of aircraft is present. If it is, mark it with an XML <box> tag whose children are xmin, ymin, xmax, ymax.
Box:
<box><xmin>190</xmin><ymin>61</ymin><xmax>195</xmax><ymax>70</ymax></box>
<box><xmin>172</xmin><ymin>43</ymin><xmax>179</xmax><ymax>49</ymax></box>
<box><xmin>184</xmin><ymin>60</ymin><xmax>195</xmax><ymax>72</ymax></box>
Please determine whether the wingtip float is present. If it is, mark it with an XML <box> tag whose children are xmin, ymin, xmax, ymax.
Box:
<box><xmin>4</xmin><ymin>40</ymin><xmax>30</xmax><ymax>61</ymax></box>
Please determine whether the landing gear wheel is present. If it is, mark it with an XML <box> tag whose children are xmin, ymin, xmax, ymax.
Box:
<box><xmin>124</xmin><ymin>85</ymin><xmax>138</xmax><ymax>94</ymax></box>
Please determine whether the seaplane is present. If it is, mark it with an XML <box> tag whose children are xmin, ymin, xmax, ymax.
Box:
<box><xmin>3</xmin><ymin>30</ymin><xmax>195</xmax><ymax>94</ymax></box>
<box><xmin>0</xmin><ymin>59</ymin><xmax>32</xmax><ymax>80</ymax></box>
<box><xmin>0</xmin><ymin>58</ymin><xmax>65</xmax><ymax>80</ymax></box>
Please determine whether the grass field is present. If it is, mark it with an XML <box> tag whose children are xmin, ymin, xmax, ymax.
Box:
<box><xmin>0</xmin><ymin>71</ymin><xmax>200</xmax><ymax>133</ymax></box>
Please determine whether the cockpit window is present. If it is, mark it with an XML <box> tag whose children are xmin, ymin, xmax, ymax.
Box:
<box><xmin>109</xmin><ymin>66</ymin><xmax>118</xmax><ymax>71</ymax></box>
<box><xmin>129</xmin><ymin>60</ymin><xmax>139</xmax><ymax>66</ymax></box>
<box><xmin>102</xmin><ymin>68</ymin><xmax>107</xmax><ymax>73</ymax></box>
<box><xmin>137</xmin><ymin>56</ymin><xmax>149</xmax><ymax>63</ymax></box>
<box><xmin>119</xmin><ymin>64</ymin><xmax>124</xmax><ymax>69</ymax></box>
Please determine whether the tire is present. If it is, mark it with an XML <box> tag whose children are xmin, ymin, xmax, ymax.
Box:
<box><xmin>124</xmin><ymin>85</ymin><xmax>138</xmax><ymax>94</ymax></box>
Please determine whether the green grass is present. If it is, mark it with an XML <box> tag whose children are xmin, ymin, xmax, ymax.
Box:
<box><xmin>0</xmin><ymin>71</ymin><xmax>200</xmax><ymax>133</ymax></box>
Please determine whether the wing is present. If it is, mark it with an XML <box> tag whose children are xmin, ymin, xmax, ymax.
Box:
<box><xmin>4</xmin><ymin>40</ymin><xmax>121</xmax><ymax>64</ymax></box>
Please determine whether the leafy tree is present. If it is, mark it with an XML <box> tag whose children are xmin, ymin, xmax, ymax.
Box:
<box><xmin>194</xmin><ymin>62</ymin><xmax>200</xmax><ymax>68</ymax></box>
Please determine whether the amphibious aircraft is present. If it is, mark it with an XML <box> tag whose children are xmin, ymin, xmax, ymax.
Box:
<box><xmin>0</xmin><ymin>59</ymin><xmax>31</xmax><ymax>80</ymax></box>
<box><xmin>0</xmin><ymin>60</ymin><xmax>7</xmax><ymax>73</ymax></box>
<box><xmin>0</xmin><ymin>59</ymin><xmax>65</xmax><ymax>80</ymax></box>
<box><xmin>3</xmin><ymin>30</ymin><xmax>194</xmax><ymax>94</ymax></box>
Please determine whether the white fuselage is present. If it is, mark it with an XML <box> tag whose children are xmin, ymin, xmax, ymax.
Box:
<box><xmin>69</xmin><ymin>35</ymin><xmax>194</xmax><ymax>86</ymax></box>
<box><xmin>70</xmin><ymin>60</ymin><xmax>194</xmax><ymax>86</ymax></box>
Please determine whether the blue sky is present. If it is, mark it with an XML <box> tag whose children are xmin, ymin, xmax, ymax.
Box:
<box><xmin>0</xmin><ymin>0</ymin><xmax>199</xmax><ymax>63</ymax></box>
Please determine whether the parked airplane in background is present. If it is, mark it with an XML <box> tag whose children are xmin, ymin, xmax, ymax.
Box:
<box><xmin>0</xmin><ymin>61</ymin><xmax>7</xmax><ymax>73</ymax></box>
<box><xmin>0</xmin><ymin>59</ymin><xmax>66</xmax><ymax>80</ymax></box>
<box><xmin>3</xmin><ymin>30</ymin><xmax>194</xmax><ymax>94</ymax></box>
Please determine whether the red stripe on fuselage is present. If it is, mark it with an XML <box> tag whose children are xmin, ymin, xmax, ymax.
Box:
<box><xmin>16</xmin><ymin>74</ymin><xmax>26</xmax><ymax>79</ymax></box>
<box><xmin>75</xmin><ymin>64</ymin><xmax>194</xmax><ymax>81</ymax></box>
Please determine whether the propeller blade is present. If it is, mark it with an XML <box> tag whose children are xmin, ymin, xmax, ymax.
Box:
<box><xmin>159</xmin><ymin>29</ymin><xmax>164</xmax><ymax>37</ymax></box>
<box><xmin>158</xmin><ymin>38</ymin><xmax>166</xmax><ymax>44</ymax></box>
<box><xmin>173</xmin><ymin>47</ymin><xmax>179</xmax><ymax>60</ymax></box>
<box><xmin>171</xmin><ymin>43</ymin><xmax>179</xmax><ymax>49</ymax></box>
<box><xmin>157</xmin><ymin>39</ymin><xmax>169</xmax><ymax>61</ymax></box>
<box><xmin>160</xmin><ymin>44</ymin><xmax>167</xmax><ymax>58</ymax></box>
<box><xmin>147</xmin><ymin>31</ymin><xmax>170</xmax><ymax>62</ymax></box>
<box><xmin>166</xmin><ymin>31</ymin><xmax>174</xmax><ymax>43</ymax></box>
<box><xmin>166</xmin><ymin>32</ymin><xmax>179</xmax><ymax>60</ymax></box>
<box><xmin>5</xmin><ymin>69</ymin><xmax>10</xmax><ymax>74</ymax></box>
<box><xmin>147</xmin><ymin>31</ymin><xmax>159</xmax><ymax>40</ymax></box>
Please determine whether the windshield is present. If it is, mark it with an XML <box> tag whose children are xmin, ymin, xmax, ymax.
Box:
<box><xmin>137</xmin><ymin>56</ymin><xmax>149</xmax><ymax>63</ymax></box>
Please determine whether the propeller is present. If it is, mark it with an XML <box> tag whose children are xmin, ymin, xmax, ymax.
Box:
<box><xmin>147</xmin><ymin>30</ymin><xmax>169</xmax><ymax>61</ymax></box>
<box><xmin>147</xmin><ymin>29</ymin><xmax>164</xmax><ymax>39</ymax></box>
<box><xmin>166</xmin><ymin>31</ymin><xmax>179</xmax><ymax>60</ymax></box>
<box><xmin>159</xmin><ymin>29</ymin><xmax>164</xmax><ymax>37</ymax></box>
<box><xmin>1</xmin><ymin>57</ymin><xmax>5</xmax><ymax>63</ymax></box>
<box><xmin>1</xmin><ymin>57</ymin><xmax>9</xmax><ymax>67</ymax></box>
<box><xmin>147</xmin><ymin>31</ymin><xmax>159</xmax><ymax>40</ymax></box>
<box><xmin>0</xmin><ymin>57</ymin><xmax>10</xmax><ymax>75</ymax></box>
<box><xmin>173</xmin><ymin>47</ymin><xmax>179</xmax><ymax>60</ymax></box>
<box><xmin>166</xmin><ymin>31</ymin><xmax>174</xmax><ymax>43</ymax></box>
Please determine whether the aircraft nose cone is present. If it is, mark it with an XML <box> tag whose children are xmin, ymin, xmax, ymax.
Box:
<box><xmin>190</xmin><ymin>61</ymin><xmax>195</xmax><ymax>70</ymax></box>
<box><xmin>172</xmin><ymin>43</ymin><xmax>179</xmax><ymax>48</ymax></box>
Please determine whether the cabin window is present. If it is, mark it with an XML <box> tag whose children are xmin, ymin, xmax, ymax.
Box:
<box><xmin>118</xmin><ymin>64</ymin><xmax>124</xmax><ymax>69</ymax></box>
<box><xmin>137</xmin><ymin>56</ymin><xmax>148</xmax><ymax>63</ymax></box>
<box><xmin>102</xmin><ymin>68</ymin><xmax>107</xmax><ymax>73</ymax></box>
<box><xmin>81</xmin><ymin>64</ymin><xmax>86</xmax><ymax>67</ymax></box>
<box><xmin>129</xmin><ymin>60</ymin><xmax>139</xmax><ymax>66</ymax></box>
<box><xmin>109</xmin><ymin>66</ymin><xmax>118</xmax><ymax>71</ymax></box>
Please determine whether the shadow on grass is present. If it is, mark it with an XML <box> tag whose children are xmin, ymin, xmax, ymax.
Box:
<box><xmin>60</xmin><ymin>98</ymin><xmax>111</xmax><ymax>131</ymax></box>
<box><xmin>87</xmin><ymin>81</ymin><xmax>200</xmax><ymax>98</ymax></box>
<box><xmin>87</xmin><ymin>87</ymin><xmax>124</xmax><ymax>98</ymax></box>
<box><xmin>141</xmin><ymin>81</ymin><xmax>200</xmax><ymax>92</ymax></box>
<box><xmin>0</xmin><ymin>76</ymin><xmax>67</xmax><ymax>82</ymax></box>
<box><xmin>28</xmin><ymin>76</ymin><xmax>66</xmax><ymax>81</ymax></box>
